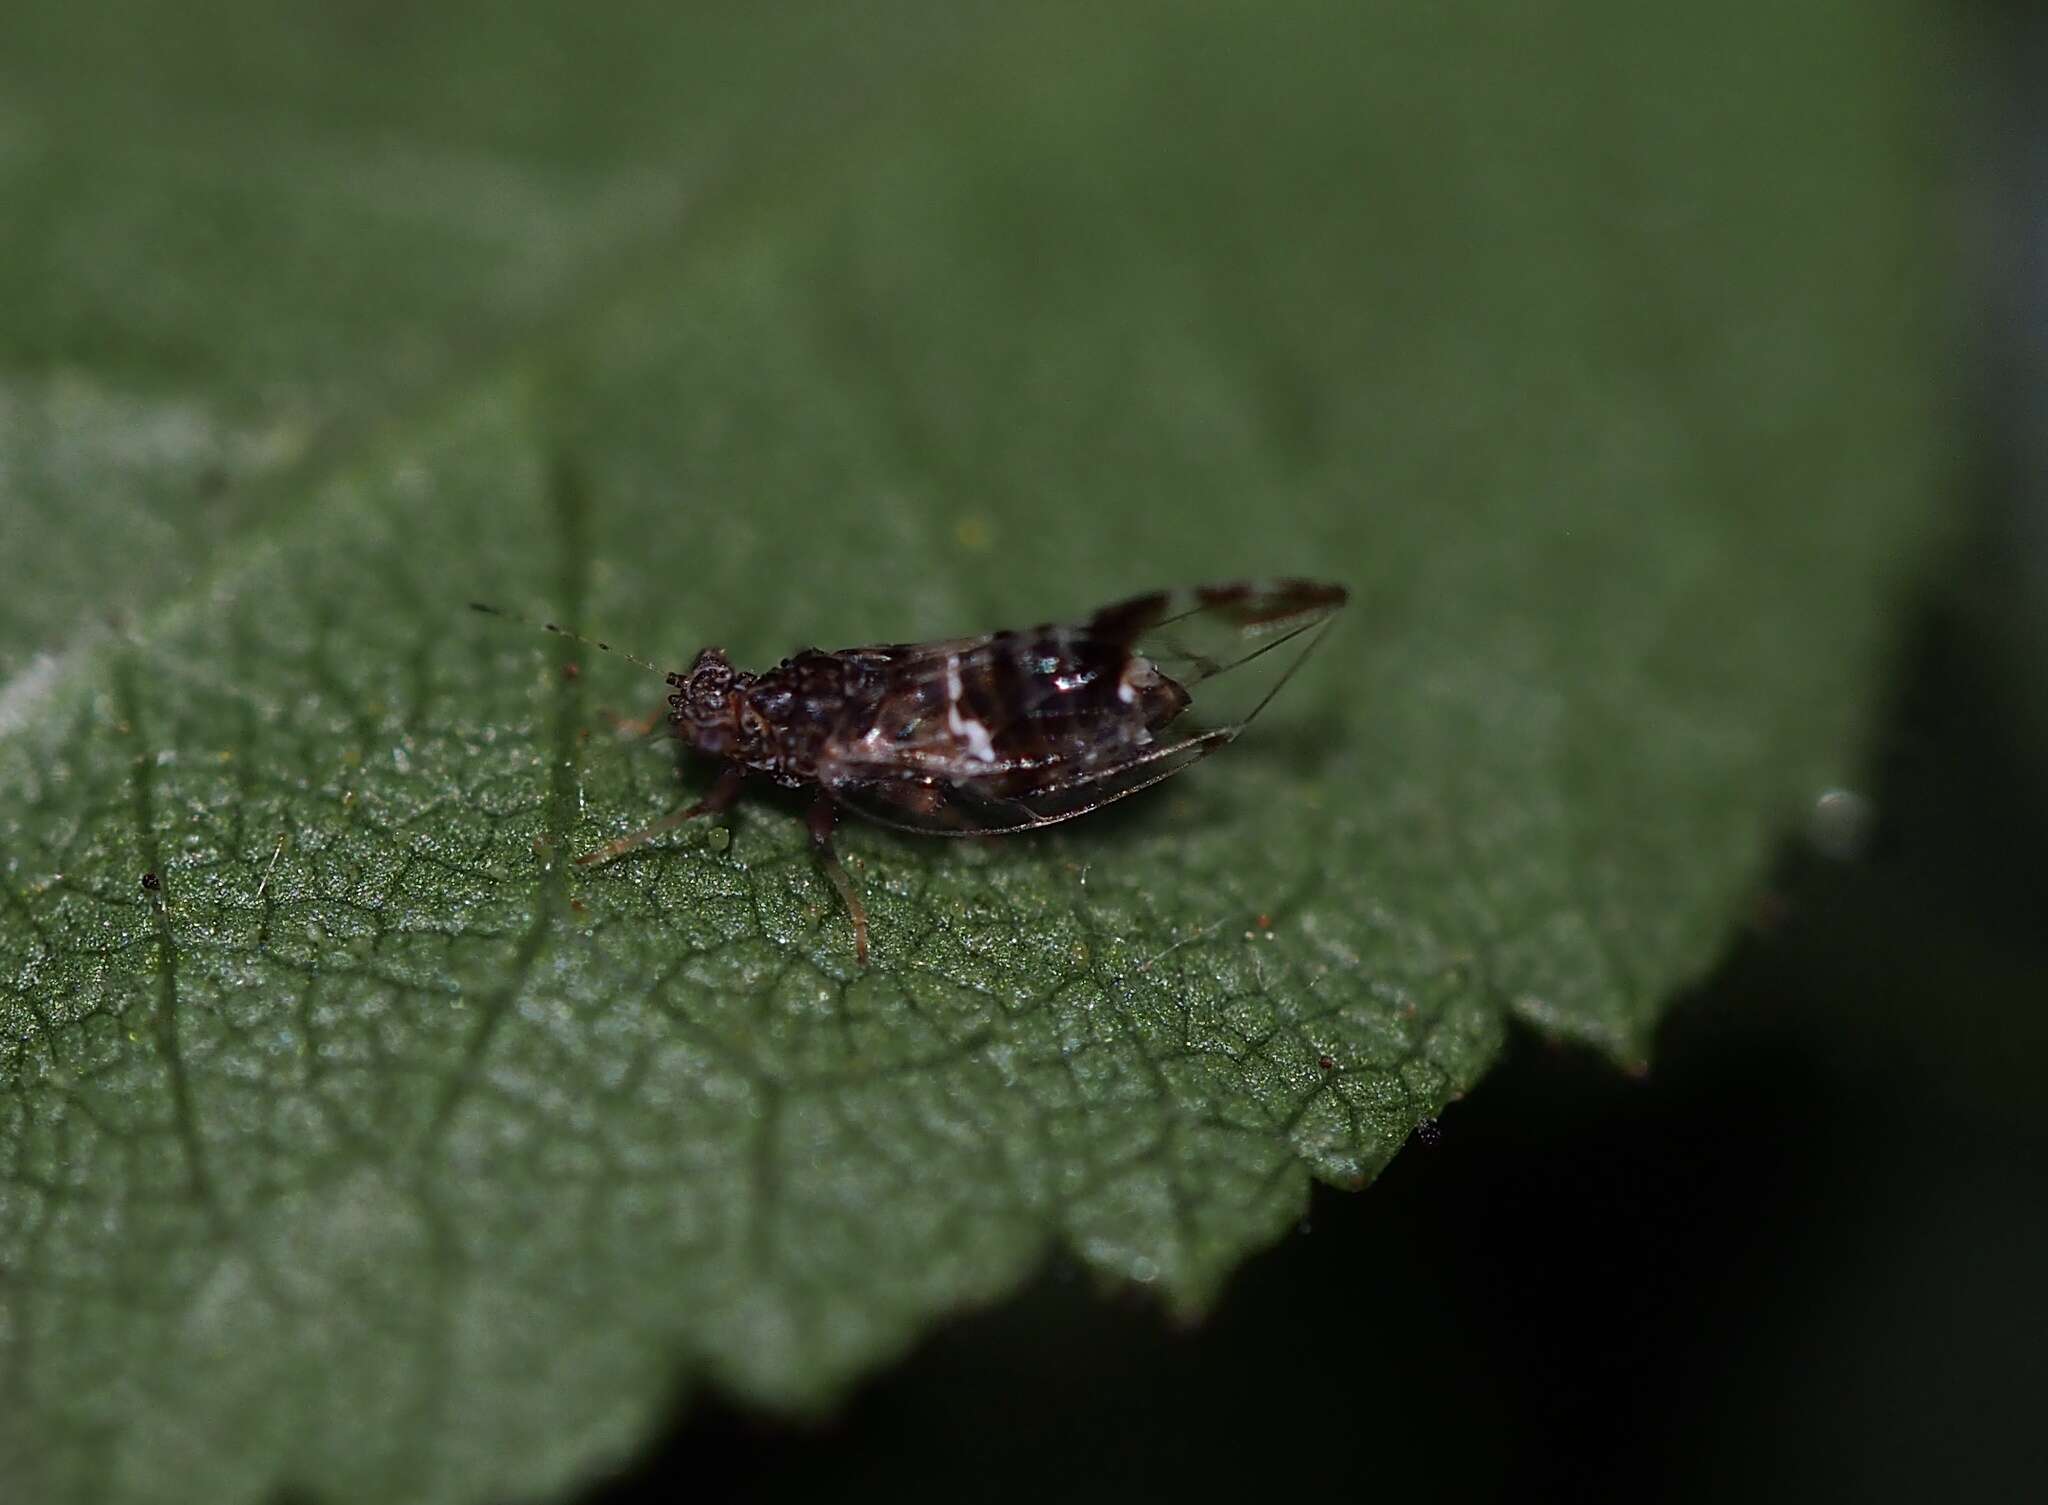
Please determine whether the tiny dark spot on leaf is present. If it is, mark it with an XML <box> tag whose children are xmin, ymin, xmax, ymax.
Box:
<box><xmin>140</xmin><ymin>871</ymin><xmax>160</xmax><ymax>892</ymax></box>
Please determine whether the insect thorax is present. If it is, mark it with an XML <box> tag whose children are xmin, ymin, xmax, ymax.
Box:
<box><xmin>670</xmin><ymin>647</ymin><xmax>886</xmax><ymax>787</ymax></box>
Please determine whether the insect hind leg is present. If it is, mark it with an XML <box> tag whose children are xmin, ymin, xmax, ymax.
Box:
<box><xmin>598</xmin><ymin>701</ymin><xmax>671</xmax><ymax>740</ymax></box>
<box><xmin>575</xmin><ymin>764</ymin><xmax>746</xmax><ymax>866</ymax></box>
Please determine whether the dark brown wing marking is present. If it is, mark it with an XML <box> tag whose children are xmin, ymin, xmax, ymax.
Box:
<box><xmin>822</xmin><ymin>629</ymin><xmax>1166</xmax><ymax>786</ymax></box>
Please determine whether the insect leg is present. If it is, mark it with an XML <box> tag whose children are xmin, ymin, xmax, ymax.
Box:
<box><xmin>807</xmin><ymin>793</ymin><xmax>869</xmax><ymax>966</ymax></box>
<box><xmin>574</xmin><ymin>764</ymin><xmax>747</xmax><ymax>867</ymax></box>
<box><xmin>600</xmin><ymin>702</ymin><xmax>670</xmax><ymax>740</ymax></box>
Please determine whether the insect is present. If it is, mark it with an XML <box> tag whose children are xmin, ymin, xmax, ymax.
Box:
<box><xmin>472</xmin><ymin>579</ymin><xmax>1347</xmax><ymax>964</ymax></box>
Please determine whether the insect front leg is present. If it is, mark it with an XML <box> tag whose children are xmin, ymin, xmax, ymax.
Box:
<box><xmin>600</xmin><ymin>703</ymin><xmax>670</xmax><ymax>740</ymax></box>
<box><xmin>807</xmin><ymin>793</ymin><xmax>870</xmax><ymax>966</ymax></box>
<box><xmin>575</xmin><ymin>763</ymin><xmax>747</xmax><ymax>867</ymax></box>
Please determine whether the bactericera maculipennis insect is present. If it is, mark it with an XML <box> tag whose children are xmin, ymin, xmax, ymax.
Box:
<box><xmin>473</xmin><ymin>579</ymin><xmax>1346</xmax><ymax>964</ymax></box>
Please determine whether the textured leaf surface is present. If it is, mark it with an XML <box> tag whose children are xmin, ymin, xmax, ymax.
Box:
<box><xmin>0</xmin><ymin>2</ymin><xmax>1941</xmax><ymax>1501</ymax></box>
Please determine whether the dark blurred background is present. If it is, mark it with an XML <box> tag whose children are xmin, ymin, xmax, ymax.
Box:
<box><xmin>579</xmin><ymin>6</ymin><xmax>2048</xmax><ymax>1500</ymax></box>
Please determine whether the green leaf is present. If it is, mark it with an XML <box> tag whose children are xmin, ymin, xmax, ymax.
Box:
<box><xmin>0</xmin><ymin>1</ymin><xmax>1943</xmax><ymax>1500</ymax></box>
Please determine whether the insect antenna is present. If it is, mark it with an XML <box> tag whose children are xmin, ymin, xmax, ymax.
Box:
<box><xmin>468</xmin><ymin>601</ymin><xmax>675</xmax><ymax>682</ymax></box>
<box><xmin>471</xmin><ymin>599</ymin><xmax>687</xmax><ymax>764</ymax></box>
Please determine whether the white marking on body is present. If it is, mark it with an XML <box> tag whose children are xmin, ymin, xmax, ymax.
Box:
<box><xmin>1119</xmin><ymin>655</ymin><xmax>1160</xmax><ymax>706</ymax></box>
<box><xmin>945</xmin><ymin>654</ymin><xmax>997</xmax><ymax>764</ymax></box>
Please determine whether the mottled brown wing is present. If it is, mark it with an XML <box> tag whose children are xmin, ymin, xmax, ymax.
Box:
<box><xmin>829</xmin><ymin>578</ymin><xmax>1346</xmax><ymax>836</ymax></box>
<box><xmin>836</xmin><ymin>578</ymin><xmax>1346</xmax><ymax>748</ymax></box>
<box><xmin>841</xmin><ymin>579</ymin><xmax>1343</xmax><ymax>678</ymax></box>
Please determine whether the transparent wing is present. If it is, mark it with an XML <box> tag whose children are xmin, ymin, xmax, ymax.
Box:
<box><xmin>832</xmin><ymin>727</ymin><xmax>1238</xmax><ymax>836</ymax></box>
<box><xmin>1118</xmin><ymin>578</ymin><xmax>1348</xmax><ymax>715</ymax></box>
